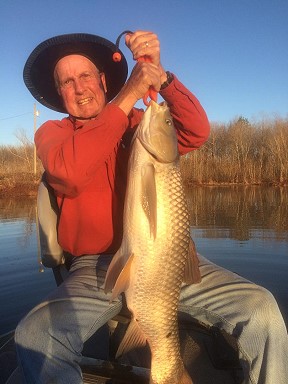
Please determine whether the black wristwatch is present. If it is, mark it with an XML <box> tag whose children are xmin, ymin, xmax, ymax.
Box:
<box><xmin>160</xmin><ymin>71</ymin><xmax>174</xmax><ymax>90</ymax></box>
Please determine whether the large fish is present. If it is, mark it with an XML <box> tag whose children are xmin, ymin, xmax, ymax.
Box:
<box><xmin>104</xmin><ymin>101</ymin><xmax>200</xmax><ymax>384</ymax></box>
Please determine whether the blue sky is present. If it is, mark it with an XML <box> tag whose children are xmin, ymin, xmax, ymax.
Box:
<box><xmin>1</xmin><ymin>0</ymin><xmax>287</xmax><ymax>145</ymax></box>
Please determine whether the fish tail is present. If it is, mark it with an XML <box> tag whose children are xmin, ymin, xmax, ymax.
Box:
<box><xmin>149</xmin><ymin>366</ymin><xmax>193</xmax><ymax>384</ymax></box>
<box><xmin>179</xmin><ymin>368</ymin><xmax>193</xmax><ymax>384</ymax></box>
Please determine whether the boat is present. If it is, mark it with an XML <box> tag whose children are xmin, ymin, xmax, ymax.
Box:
<box><xmin>0</xmin><ymin>313</ymin><xmax>243</xmax><ymax>383</ymax></box>
<box><xmin>0</xmin><ymin>178</ymin><xmax>244</xmax><ymax>383</ymax></box>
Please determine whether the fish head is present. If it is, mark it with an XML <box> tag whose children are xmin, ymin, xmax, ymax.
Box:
<box><xmin>137</xmin><ymin>101</ymin><xmax>178</xmax><ymax>163</ymax></box>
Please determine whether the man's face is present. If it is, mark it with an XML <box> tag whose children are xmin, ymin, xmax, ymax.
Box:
<box><xmin>54</xmin><ymin>54</ymin><xmax>107</xmax><ymax>119</ymax></box>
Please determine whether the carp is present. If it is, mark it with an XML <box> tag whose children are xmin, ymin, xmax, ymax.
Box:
<box><xmin>105</xmin><ymin>101</ymin><xmax>200</xmax><ymax>384</ymax></box>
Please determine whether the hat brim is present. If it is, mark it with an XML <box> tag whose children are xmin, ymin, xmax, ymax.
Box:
<box><xmin>23</xmin><ymin>33</ymin><xmax>128</xmax><ymax>113</ymax></box>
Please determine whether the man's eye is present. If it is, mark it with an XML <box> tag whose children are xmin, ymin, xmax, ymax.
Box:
<box><xmin>63</xmin><ymin>79</ymin><xmax>72</xmax><ymax>86</ymax></box>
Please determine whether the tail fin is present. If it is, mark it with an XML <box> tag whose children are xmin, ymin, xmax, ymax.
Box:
<box><xmin>149</xmin><ymin>368</ymin><xmax>193</xmax><ymax>384</ymax></box>
<box><xmin>180</xmin><ymin>368</ymin><xmax>193</xmax><ymax>384</ymax></box>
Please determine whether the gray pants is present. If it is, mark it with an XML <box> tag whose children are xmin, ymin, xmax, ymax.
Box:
<box><xmin>15</xmin><ymin>254</ymin><xmax>288</xmax><ymax>383</ymax></box>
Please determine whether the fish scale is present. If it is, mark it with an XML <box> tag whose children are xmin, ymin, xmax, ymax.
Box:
<box><xmin>105</xmin><ymin>101</ymin><xmax>196</xmax><ymax>384</ymax></box>
<box><xmin>126</xmin><ymin>167</ymin><xmax>189</xmax><ymax>383</ymax></box>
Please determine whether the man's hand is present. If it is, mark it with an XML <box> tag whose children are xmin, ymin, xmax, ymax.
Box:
<box><xmin>125</xmin><ymin>30</ymin><xmax>160</xmax><ymax>66</ymax></box>
<box><xmin>112</xmin><ymin>30</ymin><xmax>168</xmax><ymax>115</ymax></box>
<box><xmin>126</xmin><ymin>30</ymin><xmax>167</xmax><ymax>84</ymax></box>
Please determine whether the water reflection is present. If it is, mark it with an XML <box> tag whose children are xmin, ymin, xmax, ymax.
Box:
<box><xmin>0</xmin><ymin>197</ymin><xmax>36</xmax><ymax>220</ymax></box>
<box><xmin>0</xmin><ymin>198</ymin><xmax>36</xmax><ymax>254</ymax></box>
<box><xmin>184</xmin><ymin>186</ymin><xmax>288</xmax><ymax>327</ymax></box>
<box><xmin>0</xmin><ymin>186</ymin><xmax>287</xmax><ymax>334</ymax></box>
<box><xmin>0</xmin><ymin>197</ymin><xmax>55</xmax><ymax>334</ymax></box>
<box><xmin>185</xmin><ymin>185</ymin><xmax>288</xmax><ymax>241</ymax></box>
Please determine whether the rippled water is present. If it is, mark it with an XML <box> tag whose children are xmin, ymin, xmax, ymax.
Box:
<box><xmin>0</xmin><ymin>186</ymin><xmax>287</xmax><ymax>335</ymax></box>
<box><xmin>0</xmin><ymin>199</ymin><xmax>55</xmax><ymax>334</ymax></box>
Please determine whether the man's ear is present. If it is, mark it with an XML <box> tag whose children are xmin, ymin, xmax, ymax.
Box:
<box><xmin>100</xmin><ymin>73</ymin><xmax>107</xmax><ymax>93</ymax></box>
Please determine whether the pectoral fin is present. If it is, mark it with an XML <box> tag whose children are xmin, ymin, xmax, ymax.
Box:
<box><xmin>183</xmin><ymin>238</ymin><xmax>201</xmax><ymax>284</ymax></box>
<box><xmin>141</xmin><ymin>163</ymin><xmax>157</xmax><ymax>239</ymax></box>
<box><xmin>104</xmin><ymin>247</ymin><xmax>127</xmax><ymax>294</ymax></box>
<box><xmin>110</xmin><ymin>253</ymin><xmax>135</xmax><ymax>301</ymax></box>
<box><xmin>116</xmin><ymin>318</ymin><xmax>147</xmax><ymax>358</ymax></box>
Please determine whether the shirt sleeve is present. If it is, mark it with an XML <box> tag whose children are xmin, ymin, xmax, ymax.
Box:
<box><xmin>160</xmin><ymin>74</ymin><xmax>210</xmax><ymax>155</ymax></box>
<box><xmin>35</xmin><ymin>103</ymin><xmax>129</xmax><ymax>196</ymax></box>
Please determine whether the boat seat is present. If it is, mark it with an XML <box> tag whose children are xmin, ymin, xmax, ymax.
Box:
<box><xmin>36</xmin><ymin>174</ymin><xmax>144</xmax><ymax>353</ymax></box>
<box><xmin>37</xmin><ymin>174</ymin><xmax>65</xmax><ymax>269</ymax></box>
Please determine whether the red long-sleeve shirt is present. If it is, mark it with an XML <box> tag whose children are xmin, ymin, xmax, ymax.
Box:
<box><xmin>35</xmin><ymin>75</ymin><xmax>210</xmax><ymax>256</ymax></box>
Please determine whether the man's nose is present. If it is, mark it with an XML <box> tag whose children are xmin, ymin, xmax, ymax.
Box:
<box><xmin>74</xmin><ymin>78</ymin><xmax>84</xmax><ymax>93</ymax></box>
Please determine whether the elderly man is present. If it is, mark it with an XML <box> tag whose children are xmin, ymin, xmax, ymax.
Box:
<box><xmin>16</xmin><ymin>30</ymin><xmax>287</xmax><ymax>383</ymax></box>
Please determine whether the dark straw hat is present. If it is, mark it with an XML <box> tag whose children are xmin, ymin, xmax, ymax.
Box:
<box><xmin>23</xmin><ymin>33</ymin><xmax>128</xmax><ymax>113</ymax></box>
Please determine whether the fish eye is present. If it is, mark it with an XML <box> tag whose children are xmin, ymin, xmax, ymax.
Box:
<box><xmin>165</xmin><ymin>119</ymin><xmax>172</xmax><ymax>126</ymax></box>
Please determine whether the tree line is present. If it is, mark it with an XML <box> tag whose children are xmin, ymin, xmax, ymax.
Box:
<box><xmin>180</xmin><ymin>116</ymin><xmax>288</xmax><ymax>185</ymax></box>
<box><xmin>0</xmin><ymin>130</ymin><xmax>42</xmax><ymax>195</ymax></box>
<box><xmin>0</xmin><ymin>116</ymin><xmax>287</xmax><ymax>195</ymax></box>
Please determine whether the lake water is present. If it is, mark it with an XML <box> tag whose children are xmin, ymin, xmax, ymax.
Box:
<box><xmin>0</xmin><ymin>186</ymin><xmax>287</xmax><ymax>335</ymax></box>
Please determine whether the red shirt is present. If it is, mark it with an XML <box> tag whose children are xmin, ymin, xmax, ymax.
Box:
<box><xmin>35</xmin><ymin>76</ymin><xmax>210</xmax><ymax>256</ymax></box>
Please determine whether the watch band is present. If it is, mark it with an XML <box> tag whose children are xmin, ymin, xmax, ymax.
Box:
<box><xmin>160</xmin><ymin>71</ymin><xmax>174</xmax><ymax>90</ymax></box>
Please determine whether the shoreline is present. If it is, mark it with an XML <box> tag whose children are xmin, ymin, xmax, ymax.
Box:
<box><xmin>1</xmin><ymin>180</ymin><xmax>287</xmax><ymax>199</ymax></box>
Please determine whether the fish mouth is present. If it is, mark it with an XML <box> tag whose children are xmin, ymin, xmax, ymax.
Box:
<box><xmin>77</xmin><ymin>97</ymin><xmax>93</xmax><ymax>105</ymax></box>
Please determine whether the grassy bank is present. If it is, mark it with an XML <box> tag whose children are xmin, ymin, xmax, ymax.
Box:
<box><xmin>1</xmin><ymin>116</ymin><xmax>287</xmax><ymax>197</ymax></box>
<box><xmin>0</xmin><ymin>174</ymin><xmax>40</xmax><ymax>197</ymax></box>
<box><xmin>0</xmin><ymin>143</ymin><xmax>42</xmax><ymax>197</ymax></box>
